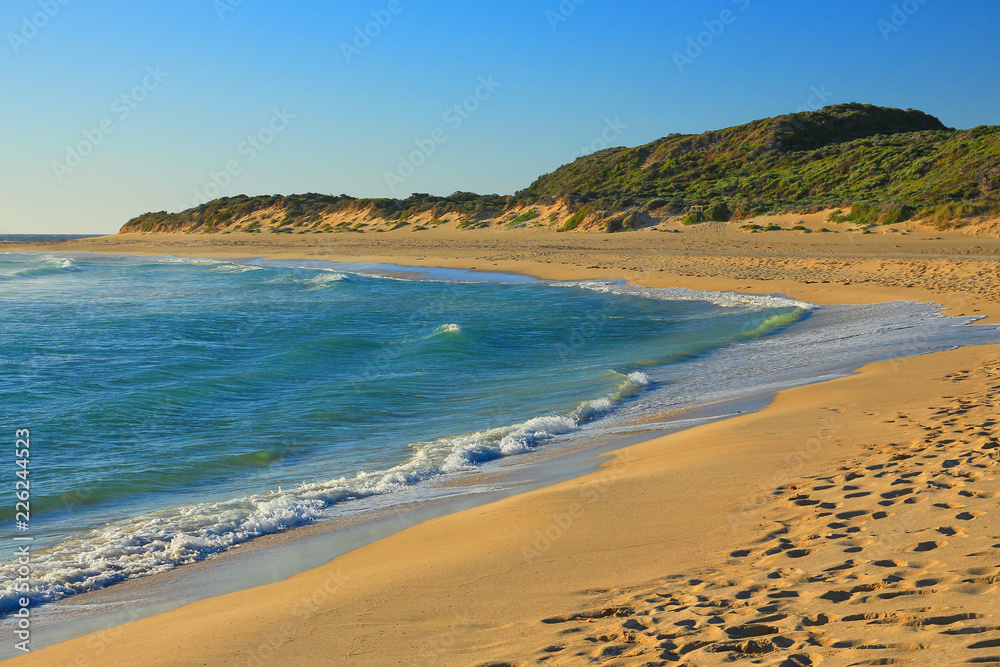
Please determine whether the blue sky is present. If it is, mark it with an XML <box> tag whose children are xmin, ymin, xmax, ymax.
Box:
<box><xmin>2</xmin><ymin>0</ymin><xmax>999</xmax><ymax>234</ymax></box>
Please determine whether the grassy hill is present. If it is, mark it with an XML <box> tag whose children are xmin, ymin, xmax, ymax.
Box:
<box><xmin>121</xmin><ymin>192</ymin><xmax>511</xmax><ymax>234</ymax></box>
<box><xmin>121</xmin><ymin>104</ymin><xmax>1000</xmax><ymax>234</ymax></box>
<box><xmin>518</xmin><ymin>103</ymin><xmax>1000</xmax><ymax>224</ymax></box>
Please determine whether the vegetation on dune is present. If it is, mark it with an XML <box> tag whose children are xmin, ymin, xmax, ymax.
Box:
<box><xmin>680</xmin><ymin>201</ymin><xmax>731</xmax><ymax>225</ymax></box>
<box><xmin>121</xmin><ymin>104</ymin><xmax>1000</xmax><ymax>234</ymax></box>
<box><xmin>518</xmin><ymin>103</ymin><xmax>999</xmax><ymax>225</ymax></box>
<box><xmin>828</xmin><ymin>202</ymin><xmax>916</xmax><ymax>226</ymax></box>
<box><xmin>919</xmin><ymin>200</ymin><xmax>1000</xmax><ymax>229</ymax></box>
<box><xmin>560</xmin><ymin>203</ymin><xmax>593</xmax><ymax>231</ymax></box>
<box><xmin>604</xmin><ymin>209</ymin><xmax>640</xmax><ymax>233</ymax></box>
<box><xmin>508</xmin><ymin>209</ymin><xmax>540</xmax><ymax>226</ymax></box>
<box><xmin>123</xmin><ymin>191</ymin><xmax>510</xmax><ymax>233</ymax></box>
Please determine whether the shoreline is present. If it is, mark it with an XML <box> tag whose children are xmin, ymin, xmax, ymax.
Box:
<box><xmin>0</xmin><ymin>247</ymin><xmax>810</xmax><ymax>651</ymax></box>
<box><xmin>6</xmin><ymin>222</ymin><xmax>1000</xmax><ymax>322</ymax></box>
<box><xmin>3</xmin><ymin>397</ymin><xmax>758</xmax><ymax>660</ymax></box>
<box><xmin>4</xmin><ymin>229</ymin><xmax>1000</xmax><ymax>665</ymax></box>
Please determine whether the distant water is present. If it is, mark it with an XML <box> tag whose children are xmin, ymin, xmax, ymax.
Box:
<box><xmin>1</xmin><ymin>252</ymin><xmax>998</xmax><ymax>614</ymax></box>
<box><xmin>0</xmin><ymin>234</ymin><xmax>105</xmax><ymax>243</ymax></box>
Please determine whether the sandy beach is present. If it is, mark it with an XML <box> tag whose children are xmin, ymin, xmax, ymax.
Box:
<box><xmin>5</xmin><ymin>220</ymin><xmax>1000</xmax><ymax>666</ymax></box>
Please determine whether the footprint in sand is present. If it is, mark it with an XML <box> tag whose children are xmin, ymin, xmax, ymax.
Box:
<box><xmin>913</xmin><ymin>540</ymin><xmax>947</xmax><ymax>552</ymax></box>
<box><xmin>818</xmin><ymin>589</ymin><xmax>853</xmax><ymax>603</ymax></box>
<box><xmin>968</xmin><ymin>638</ymin><xmax>1000</xmax><ymax>649</ymax></box>
<box><xmin>956</xmin><ymin>511</ymin><xmax>985</xmax><ymax>521</ymax></box>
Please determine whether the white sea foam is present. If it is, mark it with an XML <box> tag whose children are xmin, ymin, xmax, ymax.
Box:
<box><xmin>304</xmin><ymin>272</ymin><xmax>348</xmax><ymax>289</ymax></box>
<box><xmin>552</xmin><ymin>279</ymin><xmax>815</xmax><ymax>311</ymax></box>
<box><xmin>10</xmin><ymin>255</ymin><xmax>80</xmax><ymax>278</ymax></box>
<box><xmin>263</xmin><ymin>271</ymin><xmax>349</xmax><ymax>288</ymax></box>
<box><xmin>210</xmin><ymin>263</ymin><xmax>264</xmax><ymax>274</ymax></box>
<box><xmin>145</xmin><ymin>255</ymin><xmax>219</xmax><ymax>265</ymax></box>
<box><xmin>0</xmin><ymin>364</ymin><xmax>654</xmax><ymax>613</ymax></box>
<box><xmin>394</xmin><ymin>323</ymin><xmax>463</xmax><ymax>344</ymax></box>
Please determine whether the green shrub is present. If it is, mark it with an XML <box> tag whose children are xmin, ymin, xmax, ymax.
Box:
<box><xmin>561</xmin><ymin>204</ymin><xmax>593</xmax><ymax>231</ymax></box>
<box><xmin>830</xmin><ymin>202</ymin><xmax>915</xmax><ymax>226</ymax></box>
<box><xmin>918</xmin><ymin>200</ymin><xmax>1000</xmax><ymax>229</ymax></box>
<box><xmin>877</xmin><ymin>204</ymin><xmax>915</xmax><ymax>224</ymax></box>
<box><xmin>510</xmin><ymin>209</ymin><xmax>540</xmax><ymax>225</ymax></box>
<box><xmin>457</xmin><ymin>216</ymin><xmax>490</xmax><ymax>230</ymax></box>
<box><xmin>682</xmin><ymin>201</ymin><xmax>731</xmax><ymax>225</ymax></box>
<box><xmin>605</xmin><ymin>210</ymin><xmax>640</xmax><ymax>233</ymax></box>
<box><xmin>708</xmin><ymin>201</ymin><xmax>731</xmax><ymax>221</ymax></box>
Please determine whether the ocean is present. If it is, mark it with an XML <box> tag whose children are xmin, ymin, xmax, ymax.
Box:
<box><xmin>0</xmin><ymin>235</ymin><xmax>106</xmax><ymax>244</ymax></box>
<box><xmin>1</xmin><ymin>252</ymin><xmax>998</xmax><ymax>615</ymax></box>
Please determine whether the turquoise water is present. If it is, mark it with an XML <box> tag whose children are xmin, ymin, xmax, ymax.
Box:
<box><xmin>0</xmin><ymin>235</ymin><xmax>105</xmax><ymax>244</ymax></box>
<box><xmin>0</xmin><ymin>253</ymin><xmax>808</xmax><ymax>612</ymax></box>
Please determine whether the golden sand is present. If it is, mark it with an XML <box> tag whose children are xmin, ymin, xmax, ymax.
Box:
<box><xmin>6</xmin><ymin>221</ymin><xmax>1000</xmax><ymax>666</ymax></box>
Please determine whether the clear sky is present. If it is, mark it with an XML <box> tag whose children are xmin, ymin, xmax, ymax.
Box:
<box><xmin>2</xmin><ymin>0</ymin><xmax>999</xmax><ymax>234</ymax></box>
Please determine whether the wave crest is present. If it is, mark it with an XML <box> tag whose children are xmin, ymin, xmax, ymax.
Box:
<box><xmin>554</xmin><ymin>280</ymin><xmax>814</xmax><ymax>311</ymax></box>
<box><xmin>0</xmin><ymin>363</ymin><xmax>654</xmax><ymax>614</ymax></box>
